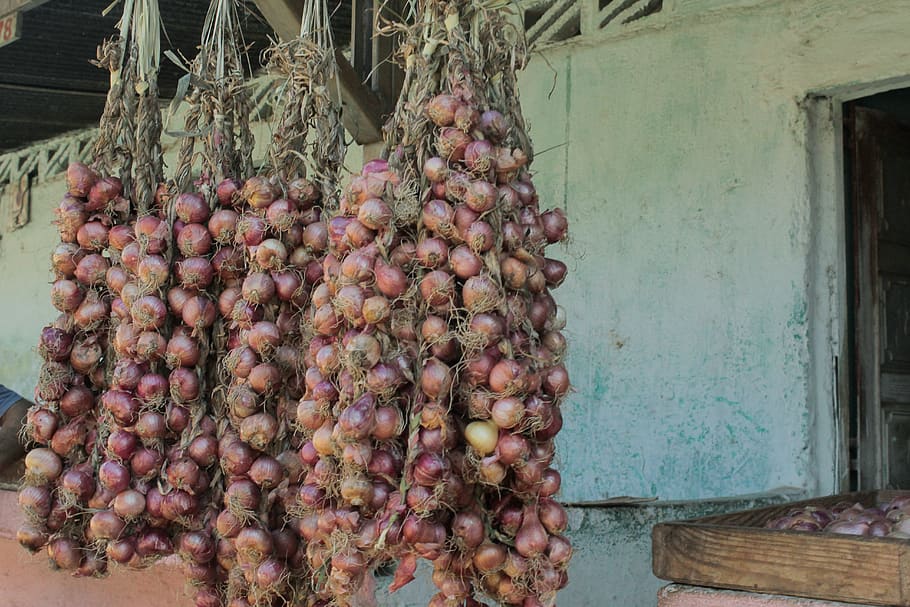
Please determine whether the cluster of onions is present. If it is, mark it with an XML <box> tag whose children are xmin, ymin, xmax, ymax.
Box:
<box><xmin>19</xmin><ymin>161</ymin><xmax>129</xmax><ymax>576</ymax></box>
<box><xmin>766</xmin><ymin>497</ymin><xmax>910</xmax><ymax>538</ymax></box>
<box><xmin>215</xmin><ymin>174</ymin><xmax>325</xmax><ymax>606</ymax></box>
<box><xmin>405</xmin><ymin>88</ymin><xmax>572</xmax><ymax>606</ymax></box>
<box><xmin>154</xmin><ymin>186</ymin><xmax>244</xmax><ymax>605</ymax></box>
<box><xmin>287</xmin><ymin>158</ymin><xmax>419</xmax><ymax>604</ymax></box>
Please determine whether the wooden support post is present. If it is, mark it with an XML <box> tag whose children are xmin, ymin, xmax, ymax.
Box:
<box><xmin>0</xmin><ymin>0</ymin><xmax>49</xmax><ymax>17</ymax></box>
<box><xmin>252</xmin><ymin>0</ymin><xmax>386</xmax><ymax>144</ymax></box>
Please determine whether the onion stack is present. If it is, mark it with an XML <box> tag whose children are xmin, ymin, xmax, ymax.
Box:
<box><xmin>20</xmin><ymin>162</ymin><xmax>128</xmax><ymax>576</ymax></box>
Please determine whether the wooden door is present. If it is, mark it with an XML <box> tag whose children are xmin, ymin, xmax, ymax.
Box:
<box><xmin>853</xmin><ymin>106</ymin><xmax>910</xmax><ymax>489</ymax></box>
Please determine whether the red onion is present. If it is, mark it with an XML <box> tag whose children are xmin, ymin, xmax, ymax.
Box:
<box><xmin>480</xmin><ymin>110</ymin><xmax>508</xmax><ymax>142</ymax></box>
<box><xmin>51</xmin><ymin>243</ymin><xmax>84</xmax><ymax>278</ymax></box>
<box><xmin>105</xmin><ymin>265</ymin><xmax>129</xmax><ymax>294</ymax></box>
<box><xmin>76</xmin><ymin>221</ymin><xmax>109</xmax><ymax>251</ymax></box>
<box><xmin>106</xmin><ymin>538</ymin><xmax>135</xmax><ymax>564</ymax></box>
<box><xmin>242</xmin><ymin>176</ymin><xmax>278</xmax><ymax>209</ymax></box>
<box><xmin>426</xmin><ymin>94</ymin><xmax>460</xmax><ymax>126</ymax></box>
<box><xmin>137</xmin><ymin>372</ymin><xmax>169</xmax><ymax>402</ymax></box>
<box><xmin>289</xmin><ymin>176</ymin><xmax>320</xmax><ymax>203</ymax></box>
<box><xmin>38</xmin><ymin>326</ymin><xmax>74</xmax><ymax>362</ymax></box>
<box><xmin>164</xmin><ymin>403</ymin><xmax>190</xmax><ymax>434</ymax></box>
<box><xmin>167</xmin><ymin>457</ymin><xmax>201</xmax><ymax>492</ymax></box>
<box><xmin>464</xmin><ymin>221</ymin><xmax>495</xmax><ymax>253</ymax></box>
<box><xmin>421</xmin><ymin>357</ymin><xmax>454</xmax><ymax>400</ymax></box>
<box><xmin>166</xmin><ymin>333</ymin><xmax>201</xmax><ymax>368</ymax></box>
<box><xmin>130</xmin><ymin>448</ymin><xmax>164</xmax><ymax>479</ymax></box>
<box><xmin>455</xmin><ymin>104</ymin><xmax>480</xmax><ymax>131</ymax></box>
<box><xmin>48</xmin><ymin>537</ymin><xmax>83</xmax><ymax>570</ymax></box>
<box><xmin>240</xmin><ymin>412</ymin><xmax>279</xmax><ymax>451</ymax></box>
<box><xmin>74</xmin><ymin>253</ymin><xmax>109</xmax><ymax>285</ymax></box>
<box><xmin>106</xmin><ymin>429</ymin><xmax>138</xmax><ymax>460</ymax></box>
<box><xmin>255</xmin><ymin>238</ymin><xmax>289</xmax><ymax>270</ymax></box>
<box><xmin>543</xmin><ymin>365</ymin><xmax>570</xmax><ymax>398</ymax></box>
<box><xmin>26</xmin><ymin>408</ymin><xmax>58</xmax><ymax>445</ymax></box>
<box><xmin>108</xmin><ymin>224</ymin><xmax>134</xmax><ymax>250</ymax></box>
<box><xmin>120</xmin><ymin>242</ymin><xmax>141</xmax><ymax>274</ymax></box>
<box><xmin>217</xmin><ymin>178</ymin><xmax>242</xmax><ymax>206</ymax></box>
<box><xmin>235</xmin><ymin>526</ymin><xmax>273</xmax><ymax>562</ymax></box>
<box><xmin>437</xmin><ymin>128</ymin><xmax>472</xmax><ymax>162</ymax></box>
<box><xmin>422</xmin><ymin>199</ymin><xmax>456</xmax><ymax>235</ymax></box>
<box><xmin>60</xmin><ymin>467</ymin><xmax>94</xmax><ymax>503</ymax></box>
<box><xmin>176</xmin><ymin>256</ymin><xmax>214</xmax><ymax>289</ymax></box>
<box><xmin>113</xmin><ymin>490</ymin><xmax>146</xmax><ymax>519</ymax></box>
<box><xmin>177</xmin><ymin>223</ymin><xmax>212</xmax><ymax>257</ymax></box>
<box><xmin>55</xmin><ymin>196</ymin><xmax>86</xmax><ymax>243</ymax></box>
<box><xmin>212</xmin><ymin>246</ymin><xmax>245</xmax><ymax>281</ymax></box>
<box><xmin>248</xmin><ymin>362</ymin><xmax>282</xmax><ymax>395</ymax></box>
<box><xmin>18</xmin><ymin>485</ymin><xmax>52</xmax><ymax>519</ymax></box>
<box><xmin>136</xmin><ymin>528</ymin><xmax>173</xmax><ymax>558</ymax></box>
<box><xmin>134</xmin><ymin>216</ymin><xmax>168</xmax><ymax>254</ymax></box>
<box><xmin>50</xmin><ymin>279</ymin><xmax>83</xmax><ymax>312</ymax></box>
<box><xmin>248</xmin><ymin>321</ymin><xmax>281</xmax><ymax>356</ymax></box>
<box><xmin>175</xmin><ymin>192</ymin><xmax>209</xmax><ymax>223</ymax></box>
<box><xmin>136</xmin><ymin>331</ymin><xmax>166</xmax><ymax>362</ymax></box>
<box><xmin>242</xmin><ymin>272</ymin><xmax>276</xmax><ymax>305</ymax></box>
<box><xmin>188</xmin><ymin>435</ymin><xmax>218</xmax><ymax>467</ymax></box>
<box><xmin>73</xmin><ymin>291</ymin><xmax>108</xmax><ymax>329</ymax></box>
<box><xmin>102</xmin><ymin>390</ymin><xmax>140</xmax><ymax>426</ymax></box>
<box><xmin>541</xmin><ymin>208</ymin><xmax>568</xmax><ymax>243</ymax></box>
<box><xmin>99</xmin><ymin>459</ymin><xmax>131</xmax><ymax>493</ymax></box>
<box><xmin>130</xmin><ymin>295</ymin><xmax>166</xmax><ymax>331</ymax></box>
<box><xmin>66</xmin><ymin>162</ymin><xmax>97</xmax><ymax>197</ymax></box>
<box><xmin>87</xmin><ymin>175</ymin><xmax>122</xmax><ymax>210</ymax></box>
<box><xmin>249</xmin><ymin>456</ymin><xmax>284</xmax><ymax>489</ymax></box>
<box><xmin>17</xmin><ymin>524</ymin><xmax>48</xmax><ymax>553</ymax></box>
<box><xmin>169</xmin><ymin>367</ymin><xmax>200</xmax><ymax>402</ymax></box>
<box><xmin>221</xmin><ymin>440</ymin><xmax>255</xmax><ymax>476</ymax></box>
<box><xmin>273</xmin><ymin>270</ymin><xmax>303</xmax><ymax>303</ymax></box>
<box><xmin>302</xmin><ymin>221</ymin><xmax>328</xmax><ymax>252</ymax></box>
<box><xmin>90</xmin><ymin>509</ymin><xmax>126</xmax><ymax>539</ymax></box>
<box><xmin>357</xmin><ymin>197</ymin><xmax>393</xmax><ymax>230</ymax></box>
<box><xmin>135</xmin><ymin>411</ymin><xmax>167</xmax><ymax>440</ymax></box>
<box><xmin>182</xmin><ymin>296</ymin><xmax>217</xmax><ymax>331</ymax></box>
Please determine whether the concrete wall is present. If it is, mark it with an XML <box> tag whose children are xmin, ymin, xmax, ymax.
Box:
<box><xmin>517</xmin><ymin>0</ymin><xmax>910</xmax><ymax>502</ymax></box>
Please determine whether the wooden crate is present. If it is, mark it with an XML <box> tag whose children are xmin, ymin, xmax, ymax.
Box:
<box><xmin>652</xmin><ymin>491</ymin><xmax>910</xmax><ymax>606</ymax></box>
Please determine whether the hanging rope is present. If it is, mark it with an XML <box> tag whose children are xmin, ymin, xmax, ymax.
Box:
<box><xmin>91</xmin><ymin>0</ymin><xmax>164</xmax><ymax>215</ymax></box>
<box><xmin>173</xmin><ymin>0</ymin><xmax>253</xmax><ymax>196</ymax></box>
<box><xmin>264</xmin><ymin>0</ymin><xmax>345</xmax><ymax>205</ymax></box>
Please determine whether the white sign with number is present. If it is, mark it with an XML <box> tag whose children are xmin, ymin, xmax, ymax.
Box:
<box><xmin>0</xmin><ymin>11</ymin><xmax>19</xmax><ymax>49</ymax></box>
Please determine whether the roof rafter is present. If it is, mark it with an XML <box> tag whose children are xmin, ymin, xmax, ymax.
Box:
<box><xmin>252</xmin><ymin>0</ymin><xmax>385</xmax><ymax>144</ymax></box>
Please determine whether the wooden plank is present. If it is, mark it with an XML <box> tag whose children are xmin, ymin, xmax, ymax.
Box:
<box><xmin>880</xmin><ymin>241</ymin><xmax>910</xmax><ymax>276</ymax></box>
<box><xmin>652</xmin><ymin>491</ymin><xmax>910</xmax><ymax>606</ymax></box>
<box><xmin>652</xmin><ymin>523</ymin><xmax>910</xmax><ymax>605</ymax></box>
<box><xmin>252</xmin><ymin>0</ymin><xmax>385</xmax><ymax>144</ymax></box>
<box><xmin>883</xmin><ymin>373</ymin><xmax>910</xmax><ymax>403</ymax></box>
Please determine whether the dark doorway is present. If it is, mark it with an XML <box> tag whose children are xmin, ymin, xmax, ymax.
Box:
<box><xmin>845</xmin><ymin>89</ymin><xmax>910</xmax><ymax>490</ymax></box>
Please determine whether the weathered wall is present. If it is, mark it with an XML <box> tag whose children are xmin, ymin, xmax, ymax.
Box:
<box><xmin>518</xmin><ymin>0</ymin><xmax>910</xmax><ymax>502</ymax></box>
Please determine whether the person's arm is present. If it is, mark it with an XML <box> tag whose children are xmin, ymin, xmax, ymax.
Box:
<box><xmin>0</xmin><ymin>387</ymin><xmax>29</xmax><ymax>470</ymax></box>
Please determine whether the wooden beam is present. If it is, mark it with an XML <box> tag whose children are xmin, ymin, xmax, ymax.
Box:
<box><xmin>0</xmin><ymin>0</ymin><xmax>49</xmax><ymax>17</ymax></box>
<box><xmin>252</xmin><ymin>0</ymin><xmax>385</xmax><ymax>144</ymax></box>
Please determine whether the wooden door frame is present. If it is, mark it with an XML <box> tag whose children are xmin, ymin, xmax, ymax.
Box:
<box><xmin>803</xmin><ymin>76</ymin><xmax>910</xmax><ymax>495</ymax></box>
<box><xmin>848</xmin><ymin>105</ymin><xmax>883</xmax><ymax>489</ymax></box>
<box><xmin>848</xmin><ymin>106</ymin><xmax>910</xmax><ymax>489</ymax></box>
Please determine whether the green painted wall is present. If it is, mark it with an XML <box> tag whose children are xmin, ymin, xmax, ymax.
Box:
<box><xmin>511</xmin><ymin>0</ymin><xmax>910</xmax><ymax>502</ymax></box>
